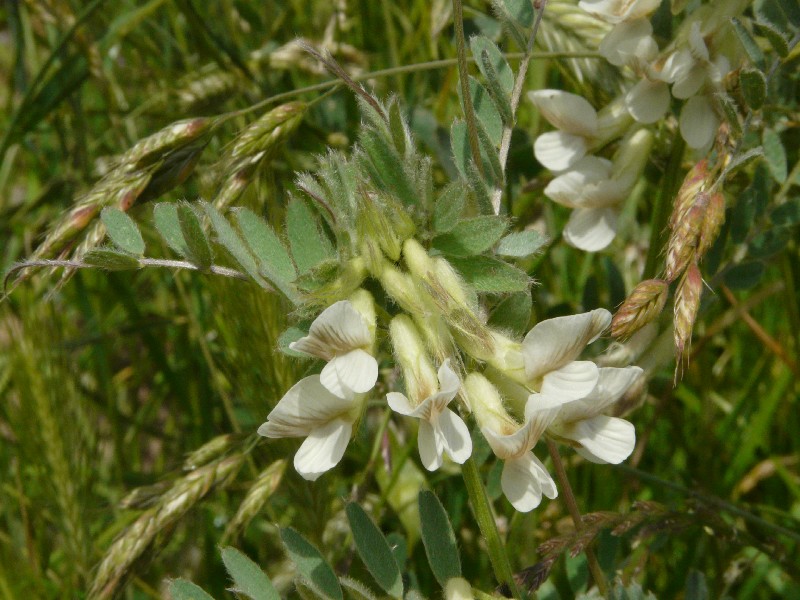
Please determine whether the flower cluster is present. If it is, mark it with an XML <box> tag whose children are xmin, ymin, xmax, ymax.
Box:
<box><xmin>258</xmin><ymin>234</ymin><xmax>642</xmax><ymax>512</ymax></box>
<box><xmin>531</xmin><ymin>1</ymin><xmax>738</xmax><ymax>251</ymax></box>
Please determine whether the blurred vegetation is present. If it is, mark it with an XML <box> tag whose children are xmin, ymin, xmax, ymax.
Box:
<box><xmin>1</xmin><ymin>1</ymin><xmax>799</xmax><ymax>599</ymax></box>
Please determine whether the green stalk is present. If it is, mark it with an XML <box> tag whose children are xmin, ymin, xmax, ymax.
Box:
<box><xmin>461</xmin><ymin>457</ymin><xmax>522</xmax><ymax>598</ymax></box>
<box><xmin>546</xmin><ymin>440</ymin><xmax>608</xmax><ymax>596</ymax></box>
<box><xmin>643</xmin><ymin>134</ymin><xmax>685</xmax><ymax>279</ymax></box>
<box><xmin>452</xmin><ymin>0</ymin><xmax>484</xmax><ymax>178</ymax></box>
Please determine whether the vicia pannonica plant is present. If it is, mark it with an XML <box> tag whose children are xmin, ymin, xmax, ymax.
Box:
<box><xmin>5</xmin><ymin>0</ymin><xmax>800</xmax><ymax>598</ymax></box>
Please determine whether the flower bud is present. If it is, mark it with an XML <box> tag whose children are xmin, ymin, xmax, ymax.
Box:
<box><xmin>611</xmin><ymin>127</ymin><xmax>654</xmax><ymax>190</ymax></box>
<box><xmin>349</xmin><ymin>288</ymin><xmax>377</xmax><ymax>342</ymax></box>
<box><xmin>595</xmin><ymin>94</ymin><xmax>635</xmax><ymax>146</ymax></box>
<box><xmin>380</xmin><ymin>264</ymin><xmax>431</xmax><ymax>315</ymax></box>
<box><xmin>390</xmin><ymin>315</ymin><xmax>438</xmax><ymax>403</ymax></box>
<box><xmin>463</xmin><ymin>373</ymin><xmax>517</xmax><ymax>435</ymax></box>
<box><xmin>444</xmin><ymin>578</ymin><xmax>474</xmax><ymax>600</ymax></box>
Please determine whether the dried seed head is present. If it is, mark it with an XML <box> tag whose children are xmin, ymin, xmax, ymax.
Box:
<box><xmin>697</xmin><ymin>191</ymin><xmax>726</xmax><ymax>258</ymax></box>
<box><xmin>665</xmin><ymin>202</ymin><xmax>704</xmax><ymax>282</ymax></box>
<box><xmin>611</xmin><ymin>279</ymin><xmax>669</xmax><ymax>340</ymax></box>
<box><xmin>122</xmin><ymin>118</ymin><xmax>213</xmax><ymax>171</ymax></box>
<box><xmin>674</xmin><ymin>261</ymin><xmax>703</xmax><ymax>378</ymax></box>
<box><xmin>228</xmin><ymin>102</ymin><xmax>306</xmax><ymax>169</ymax></box>
<box><xmin>670</xmin><ymin>160</ymin><xmax>709</xmax><ymax>230</ymax></box>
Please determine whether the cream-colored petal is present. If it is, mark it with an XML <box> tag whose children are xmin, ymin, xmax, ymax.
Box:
<box><xmin>437</xmin><ymin>359</ymin><xmax>461</xmax><ymax>399</ymax></box>
<box><xmin>418</xmin><ymin>419</ymin><xmax>444</xmax><ymax>471</ymax></box>
<box><xmin>625</xmin><ymin>79</ymin><xmax>670</xmax><ymax>124</ymax></box>
<box><xmin>501</xmin><ymin>453</ymin><xmax>557</xmax><ymax>512</ymax></box>
<box><xmin>600</xmin><ymin>19</ymin><xmax>656</xmax><ymax>66</ymax></box>
<box><xmin>563</xmin><ymin>206</ymin><xmax>619</xmax><ymax>252</ymax></box>
<box><xmin>688</xmin><ymin>21</ymin><xmax>709</xmax><ymax>62</ymax></box>
<box><xmin>534</xmin><ymin>131</ymin><xmax>588</xmax><ymax>172</ymax></box>
<box><xmin>319</xmin><ymin>349</ymin><xmax>378</xmax><ymax>398</ymax></box>
<box><xmin>565</xmin><ymin>415</ymin><xmax>635</xmax><ymax>464</ymax></box>
<box><xmin>387</xmin><ymin>391</ymin><xmax>415</xmax><ymax>416</ymax></box>
<box><xmin>529</xmin><ymin>90</ymin><xmax>598</xmax><ymax>137</ymax></box>
<box><xmin>293</xmin><ymin>418</ymin><xmax>352</xmax><ymax>480</ymax></box>
<box><xmin>483</xmin><ymin>395</ymin><xmax>561</xmax><ymax>460</ymax></box>
<box><xmin>437</xmin><ymin>408</ymin><xmax>472</xmax><ymax>464</ymax></box>
<box><xmin>544</xmin><ymin>156</ymin><xmax>613</xmax><ymax>208</ymax></box>
<box><xmin>541</xmin><ymin>361</ymin><xmax>600</xmax><ymax>400</ymax></box>
<box><xmin>579</xmin><ymin>0</ymin><xmax>659</xmax><ymax>23</ymax></box>
<box><xmin>680</xmin><ymin>96</ymin><xmax>718</xmax><ymax>149</ymax></box>
<box><xmin>290</xmin><ymin>300</ymin><xmax>372</xmax><ymax>360</ymax></box>
<box><xmin>522</xmin><ymin>309</ymin><xmax>611</xmax><ymax>379</ymax></box>
<box><xmin>557</xmin><ymin>366</ymin><xmax>643</xmax><ymax>422</ymax></box>
<box><xmin>258</xmin><ymin>376</ymin><xmax>353</xmax><ymax>438</ymax></box>
<box><xmin>661</xmin><ymin>50</ymin><xmax>694</xmax><ymax>83</ymax></box>
<box><xmin>671</xmin><ymin>65</ymin><xmax>706</xmax><ymax>99</ymax></box>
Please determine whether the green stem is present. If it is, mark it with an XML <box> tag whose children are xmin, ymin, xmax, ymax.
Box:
<box><xmin>452</xmin><ymin>0</ymin><xmax>484</xmax><ymax>179</ymax></box>
<box><xmin>461</xmin><ymin>457</ymin><xmax>522</xmax><ymax>598</ymax></box>
<box><xmin>546</xmin><ymin>440</ymin><xmax>608</xmax><ymax>597</ymax></box>
<box><xmin>643</xmin><ymin>134</ymin><xmax>685</xmax><ymax>280</ymax></box>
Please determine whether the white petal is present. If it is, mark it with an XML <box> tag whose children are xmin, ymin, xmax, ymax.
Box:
<box><xmin>437</xmin><ymin>408</ymin><xmax>472</xmax><ymax>464</ymax></box>
<box><xmin>568</xmin><ymin>415</ymin><xmax>635</xmax><ymax>464</ymax></box>
<box><xmin>625</xmin><ymin>79</ymin><xmax>670</xmax><ymax>124</ymax></box>
<box><xmin>680</xmin><ymin>96</ymin><xmax>718</xmax><ymax>149</ymax></box>
<box><xmin>437</xmin><ymin>359</ymin><xmax>461</xmax><ymax>398</ymax></box>
<box><xmin>600</xmin><ymin>20</ymin><xmax>656</xmax><ymax>66</ymax></box>
<box><xmin>688</xmin><ymin>21</ymin><xmax>709</xmax><ymax>62</ymax></box>
<box><xmin>534</xmin><ymin>131</ymin><xmax>588</xmax><ymax>172</ymax></box>
<box><xmin>541</xmin><ymin>361</ymin><xmax>600</xmax><ymax>400</ymax></box>
<box><xmin>501</xmin><ymin>453</ymin><xmax>557</xmax><ymax>512</ymax></box>
<box><xmin>579</xmin><ymin>0</ymin><xmax>659</xmax><ymax>23</ymax></box>
<box><xmin>418</xmin><ymin>419</ymin><xmax>444</xmax><ymax>471</ymax></box>
<box><xmin>482</xmin><ymin>396</ymin><xmax>560</xmax><ymax>460</ymax></box>
<box><xmin>522</xmin><ymin>309</ymin><xmax>611</xmax><ymax>379</ymax></box>
<box><xmin>557</xmin><ymin>366</ymin><xmax>643</xmax><ymax>422</ymax></box>
<box><xmin>258</xmin><ymin>376</ymin><xmax>353</xmax><ymax>438</ymax></box>
<box><xmin>661</xmin><ymin>50</ymin><xmax>694</xmax><ymax>84</ymax></box>
<box><xmin>529</xmin><ymin>90</ymin><xmax>598</xmax><ymax>137</ymax></box>
<box><xmin>563</xmin><ymin>206</ymin><xmax>619</xmax><ymax>252</ymax></box>
<box><xmin>290</xmin><ymin>301</ymin><xmax>371</xmax><ymax>360</ymax></box>
<box><xmin>319</xmin><ymin>349</ymin><xmax>378</xmax><ymax>397</ymax></box>
<box><xmin>672</xmin><ymin>65</ymin><xmax>706</xmax><ymax>99</ymax></box>
<box><xmin>387</xmin><ymin>391</ymin><xmax>414</xmax><ymax>416</ymax></box>
<box><xmin>293</xmin><ymin>418</ymin><xmax>352</xmax><ymax>480</ymax></box>
<box><xmin>544</xmin><ymin>156</ymin><xmax>615</xmax><ymax>208</ymax></box>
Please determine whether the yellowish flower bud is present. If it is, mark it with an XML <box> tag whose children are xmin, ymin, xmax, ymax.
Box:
<box><xmin>463</xmin><ymin>373</ymin><xmax>517</xmax><ymax>436</ymax></box>
<box><xmin>444</xmin><ymin>578</ymin><xmax>474</xmax><ymax>600</ymax></box>
<box><xmin>390</xmin><ymin>315</ymin><xmax>438</xmax><ymax>403</ymax></box>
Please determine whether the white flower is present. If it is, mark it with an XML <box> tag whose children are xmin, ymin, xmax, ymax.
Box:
<box><xmin>548</xmin><ymin>366</ymin><xmax>642</xmax><ymax>464</ymax></box>
<box><xmin>258</xmin><ymin>375</ymin><xmax>363</xmax><ymax>480</ymax></box>
<box><xmin>599</xmin><ymin>19</ymin><xmax>658</xmax><ymax>67</ymax></box>
<box><xmin>544</xmin><ymin>128</ymin><xmax>653</xmax><ymax>251</ymax></box>
<box><xmin>387</xmin><ymin>359</ymin><xmax>472</xmax><ymax>471</ymax></box>
<box><xmin>529</xmin><ymin>90</ymin><xmax>600</xmax><ymax>172</ymax></box>
<box><xmin>520</xmin><ymin>309</ymin><xmax>612</xmax><ymax>401</ymax></box>
<box><xmin>481</xmin><ymin>394</ymin><xmax>565</xmax><ymax>512</ymax></box>
<box><xmin>578</xmin><ymin>0</ymin><xmax>660</xmax><ymax>24</ymax></box>
<box><xmin>289</xmin><ymin>299</ymin><xmax>378</xmax><ymax>398</ymax></box>
<box><xmin>679</xmin><ymin>94</ymin><xmax>719</xmax><ymax>150</ymax></box>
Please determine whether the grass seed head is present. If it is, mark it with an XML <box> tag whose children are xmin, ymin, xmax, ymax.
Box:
<box><xmin>612</xmin><ymin>279</ymin><xmax>669</xmax><ymax>340</ymax></box>
<box><xmin>674</xmin><ymin>261</ymin><xmax>703</xmax><ymax>377</ymax></box>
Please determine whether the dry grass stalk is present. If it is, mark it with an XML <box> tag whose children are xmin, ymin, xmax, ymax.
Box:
<box><xmin>611</xmin><ymin>279</ymin><xmax>668</xmax><ymax>340</ymax></box>
<box><xmin>88</xmin><ymin>454</ymin><xmax>245</xmax><ymax>600</ymax></box>
<box><xmin>223</xmin><ymin>459</ymin><xmax>287</xmax><ymax>543</ymax></box>
<box><xmin>674</xmin><ymin>262</ymin><xmax>703</xmax><ymax>377</ymax></box>
<box><xmin>214</xmin><ymin>102</ymin><xmax>306</xmax><ymax>210</ymax></box>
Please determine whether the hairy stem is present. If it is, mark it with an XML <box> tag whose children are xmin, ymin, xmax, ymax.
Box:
<box><xmin>491</xmin><ymin>0</ymin><xmax>549</xmax><ymax>214</ymax></box>
<box><xmin>461</xmin><ymin>457</ymin><xmax>522</xmax><ymax>598</ymax></box>
<box><xmin>453</xmin><ymin>0</ymin><xmax>485</xmax><ymax>178</ymax></box>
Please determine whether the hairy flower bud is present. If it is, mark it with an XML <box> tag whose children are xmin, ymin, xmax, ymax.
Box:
<box><xmin>612</xmin><ymin>279</ymin><xmax>669</xmax><ymax>340</ymax></box>
<box><xmin>463</xmin><ymin>372</ymin><xmax>516</xmax><ymax>435</ymax></box>
<box><xmin>390</xmin><ymin>315</ymin><xmax>438</xmax><ymax>403</ymax></box>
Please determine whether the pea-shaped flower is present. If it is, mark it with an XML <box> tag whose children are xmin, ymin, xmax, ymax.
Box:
<box><xmin>387</xmin><ymin>359</ymin><xmax>472</xmax><ymax>471</ymax></box>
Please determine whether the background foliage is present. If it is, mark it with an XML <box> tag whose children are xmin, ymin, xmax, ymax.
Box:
<box><xmin>1</xmin><ymin>0</ymin><xmax>799</xmax><ymax>598</ymax></box>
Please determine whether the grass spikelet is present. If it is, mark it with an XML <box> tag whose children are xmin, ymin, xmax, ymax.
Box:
<box><xmin>697</xmin><ymin>191</ymin><xmax>726</xmax><ymax>258</ymax></box>
<box><xmin>183</xmin><ymin>433</ymin><xmax>239</xmax><ymax>471</ymax></box>
<box><xmin>214</xmin><ymin>102</ymin><xmax>306</xmax><ymax>210</ymax></box>
<box><xmin>612</xmin><ymin>279</ymin><xmax>669</xmax><ymax>340</ymax></box>
<box><xmin>88</xmin><ymin>454</ymin><xmax>245</xmax><ymax>600</ymax></box>
<box><xmin>223</xmin><ymin>459</ymin><xmax>287</xmax><ymax>542</ymax></box>
<box><xmin>669</xmin><ymin>160</ymin><xmax>709</xmax><ymax>230</ymax></box>
<box><xmin>121</xmin><ymin>118</ymin><xmax>214</xmax><ymax>171</ymax></box>
<box><xmin>665</xmin><ymin>203</ymin><xmax>704</xmax><ymax>283</ymax></box>
<box><xmin>674</xmin><ymin>262</ymin><xmax>703</xmax><ymax>378</ymax></box>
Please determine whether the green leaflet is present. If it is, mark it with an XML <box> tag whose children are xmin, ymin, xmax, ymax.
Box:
<box><xmin>280</xmin><ymin>527</ymin><xmax>343</xmax><ymax>600</ymax></box>
<box><xmin>100</xmin><ymin>207</ymin><xmax>145</xmax><ymax>255</ymax></box>
<box><xmin>345</xmin><ymin>503</ymin><xmax>403</xmax><ymax>597</ymax></box>
<box><xmin>418</xmin><ymin>491</ymin><xmax>461</xmax><ymax>586</ymax></box>
<box><xmin>431</xmin><ymin>216</ymin><xmax>507</xmax><ymax>256</ymax></box>
<box><xmin>220</xmin><ymin>547</ymin><xmax>279</xmax><ymax>600</ymax></box>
